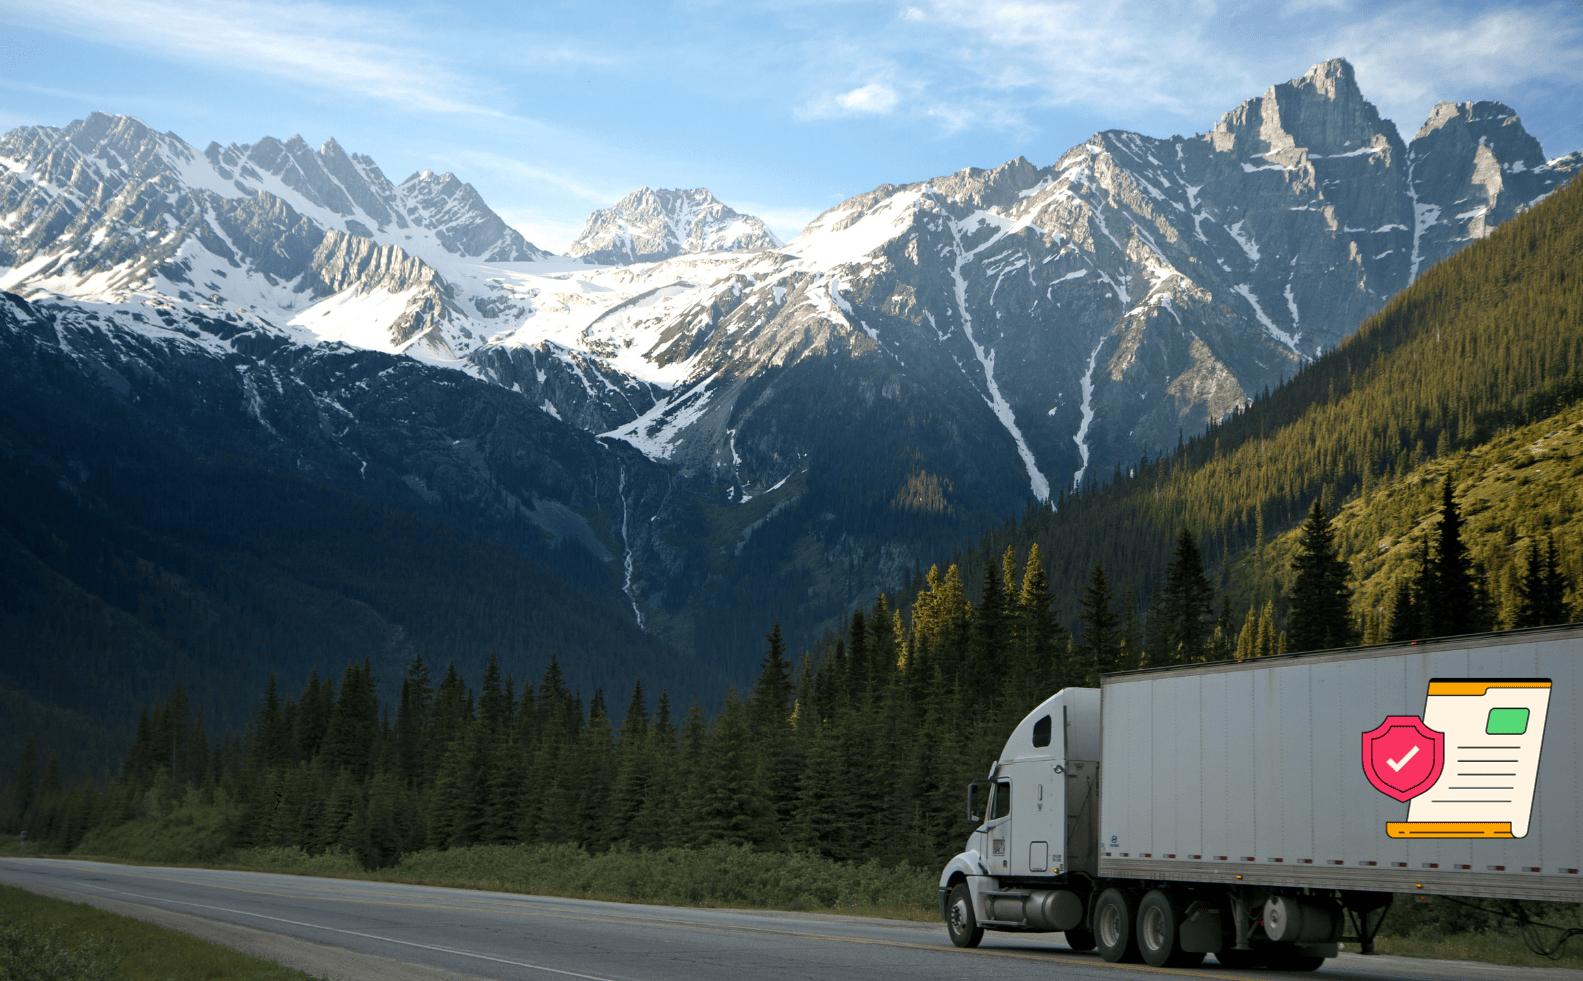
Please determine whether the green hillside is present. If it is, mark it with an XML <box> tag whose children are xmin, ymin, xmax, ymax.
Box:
<box><xmin>1250</xmin><ymin>400</ymin><xmax>1583</xmax><ymax>635</ymax></box>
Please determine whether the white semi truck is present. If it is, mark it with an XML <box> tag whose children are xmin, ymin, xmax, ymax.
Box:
<box><xmin>938</xmin><ymin>624</ymin><xmax>1581</xmax><ymax>969</ymax></box>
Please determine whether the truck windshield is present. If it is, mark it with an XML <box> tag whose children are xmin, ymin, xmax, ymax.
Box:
<box><xmin>989</xmin><ymin>781</ymin><xmax>1011</xmax><ymax>820</ymax></box>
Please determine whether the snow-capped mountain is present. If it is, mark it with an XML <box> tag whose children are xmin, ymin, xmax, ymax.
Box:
<box><xmin>0</xmin><ymin>112</ymin><xmax>549</xmax><ymax>358</ymax></box>
<box><xmin>567</xmin><ymin>187</ymin><xmax>781</xmax><ymax>264</ymax></box>
<box><xmin>0</xmin><ymin>60</ymin><xmax>1577</xmax><ymax>672</ymax></box>
<box><xmin>493</xmin><ymin>60</ymin><xmax>1579</xmax><ymax>506</ymax></box>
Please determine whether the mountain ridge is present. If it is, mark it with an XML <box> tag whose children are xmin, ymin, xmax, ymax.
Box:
<box><xmin>0</xmin><ymin>58</ymin><xmax>1577</xmax><ymax>682</ymax></box>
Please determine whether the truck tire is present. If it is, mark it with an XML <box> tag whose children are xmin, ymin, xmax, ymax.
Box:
<box><xmin>945</xmin><ymin>883</ymin><xmax>983</xmax><ymax>948</ymax></box>
<box><xmin>1064</xmin><ymin>927</ymin><xmax>1096</xmax><ymax>952</ymax></box>
<box><xmin>1135</xmin><ymin>890</ymin><xmax>1204</xmax><ymax>968</ymax></box>
<box><xmin>1094</xmin><ymin>888</ymin><xmax>1142</xmax><ymax>963</ymax></box>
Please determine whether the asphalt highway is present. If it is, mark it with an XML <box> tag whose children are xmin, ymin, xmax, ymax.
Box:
<box><xmin>1</xmin><ymin>858</ymin><xmax>1575</xmax><ymax>981</ymax></box>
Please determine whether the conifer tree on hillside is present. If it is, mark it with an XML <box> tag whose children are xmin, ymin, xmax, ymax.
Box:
<box><xmin>846</xmin><ymin>608</ymin><xmax>869</xmax><ymax>702</ymax></box>
<box><xmin>1287</xmin><ymin>499</ymin><xmax>1356</xmax><ymax>652</ymax></box>
<box><xmin>321</xmin><ymin>660</ymin><xmax>378</xmax><ymax>780</ymax></box>
<box><xmin>1388</xmin><ymin>540</ymin><xmax>1430</xmax><ymax>642</ymax></box>
<box><xmin>1157</xmin><ymin>529</ymin><xmax>1217</xmax><ymax>664</ymax></box>
<box><xmin>1517</xmin><ymin>536</ymin><xmax>1573</xmax><ymax>628</ymax></box>
<box><xmin>12</xmin><ymin>736</ymin><xmax>37</xmax><ymax>825</ymax></box>
<box><xmin>1430</xmin><ymin>477</ymin><xmax>1484</xmax><ymax>637</ymax></box>
<box><xmin>970</xmin><ymin>560</ymin><xmax>1010</xmax><ymax>699</ymax></box>
<box><xmin>1013</xmin><ymin>544</ymin><xmax>1066</xmax><ymax>699</ymax></box>
<box><xmin>1077</xmin><ymin>564</ymin><xmax>1121</xmax><ymax>683</ymax></box>
<box><xmin>253</xmin><ymin>675</ymin><xmax>293</xmax><ymax>772</ymax></box>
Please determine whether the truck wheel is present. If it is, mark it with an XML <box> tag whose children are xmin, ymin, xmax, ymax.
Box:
<box><xmin>1063</xmin><ymin>927</ymin><xmax>1096</xmax><ymax>952</ymax></box>
<box><xmin>1094</xmin><ymin>888</ymin><xmax>1142</xmax><ymax>963</ymax></box>
<box><xmin>944</xmin><ymin>883</ymin><xmax>983</xmax><ymax>948</ymax></box>
<box><xmin>1136</xmin><ymin>889</ymin><xmax>1203</xmax><ymax>967</ymax></box>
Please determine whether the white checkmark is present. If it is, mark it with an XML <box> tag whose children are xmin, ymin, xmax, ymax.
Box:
<box><xmin>1387</xmin><ymin>745</ymin><xmax>1420</xmax><ymax>772</ymax></box>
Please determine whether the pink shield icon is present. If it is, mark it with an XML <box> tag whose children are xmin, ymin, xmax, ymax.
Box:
<box><xmin>1362</xmin><ymin>716</ymin><xmax>1445</xmax><ymax>802</ymax></box>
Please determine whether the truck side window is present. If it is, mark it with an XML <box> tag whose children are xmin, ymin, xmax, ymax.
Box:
<box><xmin>990</xmin><ymin>781</ymin><xmax>1011</xmax><ymax>820</ymax></box>
<box><xmin>1032</xmin><ymin>714</ymin><xmax>1052</xmax><ymax>748</ymax></box>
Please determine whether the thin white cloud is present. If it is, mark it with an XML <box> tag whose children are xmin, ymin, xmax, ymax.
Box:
<box><xmin>1284</xmin><ymin>0</ymin><xmax>1350</xmax><ymax>12</ymax></box>
<box><xmin>0</xmin><ymin>0</ymin><xmax>505</xmax><ymax>119</ymax></box>
<box><xmin>836</xmin><ymin>83</ymin><xmax>899</xmax><ymax>115</ymax></box>
<box><xmin>787</xmin><ymin>0</ymin><xmax>1583</xmax><ymax>144</ymax></box>
<box><xmin>1323</xmin><ymin>4</ymin><xmax>1583</xmax><ymax>140</ymax></box>
<box><xmin>446</xmin><ymin>148</ymin><xmax>621</xmax><ymax>206</ymax></box>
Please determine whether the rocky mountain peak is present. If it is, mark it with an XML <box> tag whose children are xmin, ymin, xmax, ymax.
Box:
<box><xmin>567</xmin><ymin>187</ymin><xmax>780</xmax><ymax>265</ymax></box>
<box><xmin>927</xmin><ymin>156</ymin><xmax>1041</xmax><ymax>210</ymax></box>
<box><xmin>1211</xmin><ymin>57</ymin><xmax>1396</xmax><ymax>160</ymax></box>
<box><xmin>1414</xmin><ymin>101</ymin><xmax>1547</xmax><ymax>168</ymax></box>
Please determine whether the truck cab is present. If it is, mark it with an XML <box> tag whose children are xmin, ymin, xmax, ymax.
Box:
<box><xmin>938</xmin><ymin>688</ymin><xmax>1101</xmax><ymax>950</ymax></box>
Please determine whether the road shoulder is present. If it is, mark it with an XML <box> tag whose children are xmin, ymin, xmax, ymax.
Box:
<box><xmin>9</xmin><ymin>879</ymin><xmax>491</xmax><ymax>981</ymax></box>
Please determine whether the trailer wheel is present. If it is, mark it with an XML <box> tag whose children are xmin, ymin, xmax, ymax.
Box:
<box><xmin>1064</xmin><ymin>927</ymin><xmax>1096</xmax><ymax>952</ymax></box>
<box><xmin>1136</xmin><ymin>889</ymin><xmax>1204</xmax><ymax>967</ymax></box>
<box><xmin>944</xmin><ymin>883</ymin><xmax>983</xmax><ymax>948</ymax></box>
<box><xmin>1094</xmin><ymin>888</ymin><xmax>1142</xmax><ymax>963</ymax></box>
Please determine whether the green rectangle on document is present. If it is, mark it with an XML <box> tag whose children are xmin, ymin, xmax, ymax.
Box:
<box><xmin>1486</xmin><ymin>708</ymin><xmax>1530</xmax><ymax>735</ymax></box>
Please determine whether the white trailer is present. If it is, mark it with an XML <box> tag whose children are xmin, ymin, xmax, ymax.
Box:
<box><xmin>938</xmin><ymin>624</ymin><xmax>1582</xmax><ymax>969</ymax></box>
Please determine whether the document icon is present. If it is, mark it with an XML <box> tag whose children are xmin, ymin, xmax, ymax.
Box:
<box><xmin>1363</xmin><ymin>679</ymin><xmax>1551</xmax><ymax>839</ymax></box>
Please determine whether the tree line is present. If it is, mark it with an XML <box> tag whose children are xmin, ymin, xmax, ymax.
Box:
<box><xmin>10</xmin><ymin>465</ymin><xmax>1573</xmax><ymax>869</ymax></box>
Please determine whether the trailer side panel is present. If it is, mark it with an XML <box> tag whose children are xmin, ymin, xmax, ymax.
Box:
<box><xmin>1098</xmin><ymin>627</ymin><xmax>1582</xmax><ymax>902</ymax></box>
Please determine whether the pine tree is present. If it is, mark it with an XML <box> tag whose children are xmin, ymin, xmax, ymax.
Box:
<box><xmin>1119</xmin><ymin>587</ymin><xmax>1143</xmax><ymax>671</ymax></box>
<box><xmin>477</xmin><ymin>653</ymin><xmax>510</xmax><ymax>736</ymax></box>
<box><xmin>1429</xmin><ymin>477</ymin><xmax>1481</xmax><ymax>637</ymax></box>
<box><xmin>751</xmin><ymin>623</ymin><xmax>801</xmax><ymax>846</ymax></box>
<box><xmin>693</xmin><ymin>694</ymin><xmax>770</xmax><ymax>846</ymax></box>
<box><xmin>1287</xmin><ymin>499</ymin><xmax>1356</xmax><ymax>652</ymax></box>
<box><xmin>1235</xmin><ymin>605</ymin><xmax>1259</xmax><ymax>659</ymax></box>
<box><xmin>1015</xmin><ymin>543</ymin><xmax>1065</xmax><ymax>699</ymax></box>
<box><xmin>298</xmin><ymin>671</ymin><xmax>333</xmax><ymax>761</ymax></box>
<box><xmin>1077</xmin><ymin>564</ymin><xmax>1121</xmax><ymax>683</ymax></box>
<box><xmin>1390</xmin><ymin>540</ymin><xmax>1430</xmax><ymax>642</ymax></box>
<box><xmin>1518</xmin><ymin>536</ymin><xmax>1572</xmax><ymax>628</ymax></box>
<box><xmin>845</xmin><ymin>608</ymin><xmax>869</xmax><ymax>702</ymax></box>
<box><xmin>13</xmin><ymin>736</ymin><xmax>38</xmax><ymax>824</ymax></box>
<box><xmin>1159</xmin><ymin>528</ymin><xmax>1217</xmax><ymax>663</ymax></box>
<box><xmin>752</xmin><ymin>623</ymin><xmax>794</xmax><ymax>731</ymax></box>
<box><xmin>253</xmin><ymin>675</ymin><xmax>293</xmax><ymax>771</ymax></box>
<box><xmin>321</xmin><ymin>660</ymin><xmax>378</xmax><ymax>780</ymax></box>
<box><xmin>868</xmin><ymin>596</ymin><xmax>898</xmax><ymax>687</ymax></box>
<box><xmin>969</xmin><ymin>559</ymin><xmax>1010</xmax><ymax>699</ymax></box>
<box><xmin>1255</xmin><ymin>599</ymin><xmax>1278</xmax><ymax>657</ymax></box>
<box><xmin>393</xmin><ymin>656</ymin><xmax>432</xmax><ymax>786</ymax></box>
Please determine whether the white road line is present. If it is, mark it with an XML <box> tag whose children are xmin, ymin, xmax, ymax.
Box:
<box><xmin>77</xmin><ymin>881</ymin><xmax>629</xmax><ymax>981</ymax></box>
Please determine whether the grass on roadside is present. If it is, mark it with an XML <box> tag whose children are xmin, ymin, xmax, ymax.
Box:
<box><xmin>223</xmin><ymin>841</ymin><xmax>941</xmax><ymax>920</ymax></box>
<box><xmin>0</xmin><ymin>883</ymin><xmax>323</xmax><ymax>981</ymax></box>
<box><xmin>1370</xmin><ymin>932</ymin><xmax>1583</xmax><ymax>971</ymax></box>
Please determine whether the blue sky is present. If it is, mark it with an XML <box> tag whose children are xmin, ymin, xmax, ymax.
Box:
<box><xmin>2</xmin><ymin>0</ymin><xmax>1580</xmax><ymax>252</ymax></box>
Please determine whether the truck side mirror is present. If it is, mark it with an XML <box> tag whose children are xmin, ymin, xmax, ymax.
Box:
<box><xmin>967</xmin><ymin>779</ymin><xmax>991</xmax><ymax>824</ymax></box>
